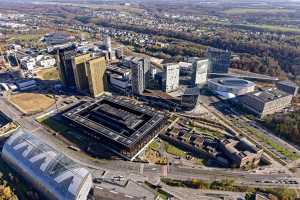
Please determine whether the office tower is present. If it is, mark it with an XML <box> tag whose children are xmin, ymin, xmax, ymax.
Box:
<box><xmin>72</xmin><ymin>54</ymin><xmax>107</xmax><ymax>97</ymax></box>
<box><xmin>150</xmin><ymin>66</ymin><xmax>157</xmax><ymax>79</ymax></box>
<box><xmin>131</xmin><ymin>58</ymin><xmax>150</xmax><ymax>95</ymax></box>
<box><xmin>57</xmin><ymin>45</ymin><xmax>77</xmax><ymax>88</ymax></box>
<box><xmin>142</xmin><ymin>58</ymin><xmax>151</xmax><ymax>89</ymax></box>
<box><xmin>115</xmin><ymin>48</ymin><xmax>124</xmax><ymax>59</ymax></box>
<box><xmin>104</xmin><ymin>35</ymin><xmax>115</xmax><ymax>60</ymax></box>
<box><xmin>163</xmin><ymin>63</ymin><xmax>180</xmax><ymax>93</ymax></box>
<box><xmin>131</xmin><ymin>60</ymin><xmax>145</xmax><ymax>95</ymax></box>
<box><xmin>192</xmin><ymin>59</ymin><xmax>208</xmax><ymax>86</ymax></box>
<box><xmin>86</xmin><ymin>57</ymin><xmax>107</xmax><ymax>97</ymax></box>
<box><xmin>110</xmin><ymin>49</ymin><xmax>117</xmax><ymax>61</ymax></box>
<box><xmin>105</xmin><ymin>35</ymin><xmax>112</xmax><ymax>53</ymax></box>
<box><xmin>72</xmin><ymin>53</ymin><xmax>91</xmax><ymax>91</ymax></box>
<box><xmin>207</xmin><ymin>47</ymin><xmax>231</xmax><ymax>74</ymax></box>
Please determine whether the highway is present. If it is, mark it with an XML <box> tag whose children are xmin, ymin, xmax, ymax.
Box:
<box><xmin>1</xmin><ymin>97</ymin><xmax>300</xmax><ymax>190</ymax></box>
<box><xmin>96</xmin><ymin>160</ymin><xmax>300</xmax><ymax>189</ymax></box>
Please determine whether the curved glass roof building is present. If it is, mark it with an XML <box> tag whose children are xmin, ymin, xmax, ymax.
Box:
<box><xmin>2</xmin><ymin>129</ymin><xmax>93</xmax><ymax>200</ymax></box>
<box><xmin>208</xmin><ymin>78</ymin><xmax>256</xmax><ymax>98</ymax></box>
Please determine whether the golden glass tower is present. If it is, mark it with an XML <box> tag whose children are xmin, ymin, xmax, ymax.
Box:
<box><xmin>86</xmin><ymin>57</ymin><xmax>107</xmax><ymax>97</ymax></box>
<box><xmin>72</xmin><ymin>54</ymin><xmax>106</xmax><ymax>97</ymax></box>
<box><xmin>72</xmin><ymin>53</ymin><xmax>91</xmax><ymax>91</ymax></box>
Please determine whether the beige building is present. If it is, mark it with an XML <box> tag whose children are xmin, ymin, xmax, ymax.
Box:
<box><xmin>86</xmin><ymin>57</ymin><xmax>107</xmax><ymax>97</ymax></box>
<box><xmin>240</xmin><ymin>88</ymin><xmax>293</xmax><ymax>118</ymax></box>
<box><xmin>72</xmin><ymin>54</ymin><xmax>107</xmax><ymax>97</ymax></box>
<box><xmin>73</xmin><ymin>53</ymin><xmax>91</xmax><ymax>91</ymax></box>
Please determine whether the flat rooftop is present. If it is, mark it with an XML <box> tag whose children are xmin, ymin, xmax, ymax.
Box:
<box><xmin>209</xmin><ymin>77</ymin><xmax>255</xmax><ymax>89</ymax></box>
<box><xmin>143</xmin><ymin>90</ymin><xmax>180</xmax><ymax>101</ymax></box>
<box><xmin>277</xmin><ymin>80</ymin><xmax>299</xmax><ymax>88</ymax></box>
<box><xmin>107</xmin><ymin>64</ymin><xmax>130</xmax><ymax>75</ymax></box>
<box><xmin>63</xmin><ymin>96</ymin><xmax>165</xmax><ymax>148</ymax></box>
<box><xmin>246</xmin><ymin>88</ymin><xmax>291</xmax><ymax>103</ymax></box>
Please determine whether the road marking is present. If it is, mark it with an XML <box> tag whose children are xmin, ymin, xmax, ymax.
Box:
<box><xmin>31</xmin><ymin>127</ymin><xmax>42</xmax><ymax>133</ymax></box>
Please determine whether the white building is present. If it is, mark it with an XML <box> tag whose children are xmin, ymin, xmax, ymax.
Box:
<box><xmin>8</xmin><ymin>84</ymin><xmax>18</xmax><ymax>91</ymax></box>
<box><xmin>192</xmin><ymin>59</ymin><xmax>208</xmax><ymax>86</ymax></box>
<box><xmin>9</xmin><ymin>44</ymin><xmax>22</xmax><ymax>50</ymax></box>
<box><xmin>115</xmin><ymin>48</ymin><xmax>124</xmax><ymax>59</ymax></box>
<box><xmin>163</xmin><ymin>63</ymin><xmax>180</xmax><ymax>93</ymax></box>
<box><xmin>20</xmin><ymin>57</ymin><xmax>36</xmax><ymax>70</ymax></box>
<box><xmin>150</xmin><ymin>66</ymin><xmax>157</xmax><ymax>79</ymax></box>
<box><xmin>105</xmin><ymin>35</ymin><xmax>112</xmax><ymax>53</ymax></box>
<box><xmin>208</xmin><ymin>78</ymin><xmax>256</xmax><ymax>99</ymax></box>
<box><xmin>178</xmin><ymin>62</ymin><xmax>192</xmax><ymax>75</ymax></box>
<box><xmin>37</xmin><ymin>55</ymin><xmax>56</xmax><ymax>68</ymax></box>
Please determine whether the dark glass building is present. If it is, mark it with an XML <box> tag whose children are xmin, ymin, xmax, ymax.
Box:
<box><xmin>207</xmin><ymin>47</ymin><xmax>231</xmax><ymax>74</ymax></box>
<box><xmin>57</xmin><ymin>45</ymin><xmax>77</xmax><ymax>88</ymax></box>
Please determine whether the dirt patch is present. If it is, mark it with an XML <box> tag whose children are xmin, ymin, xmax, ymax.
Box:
<box><xmin>145</xmin><ymin>148</ymin><xmax>167</xmax><ymax>165</ymax></box>
<box><xmin>9</xmin><ymin>93</ymin><xmax>55</xmax><ymax>115</ymax></box>
<box><xmin>35</xmin><ymin>67</ymin><xmax>59</xmax><ymax>80</ymax></box>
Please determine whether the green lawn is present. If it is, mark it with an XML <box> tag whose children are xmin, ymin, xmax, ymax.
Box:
<box><xmin>156</xmin><ymin>190</ymin><xmax>169</xmax><ymax>200</ymax></box>
<box><xmin>266</xmin><ymin>139</ymin><xmax>299</xmax><ymax>161</ymax></box>
<box><xmin>39</xmin><ymin>117</ymin><xmax>69</xmax><ymax>133</ymax></box>
<box><xmin>38</xmin><ymin>116</ymin><xmax>93</xmax><ymax>148</ymax></box>
<box><xmin>149</xmin><ymin>140</ymin><xmax>160</xmax><ymax>151</ymax></box>
<box><xmin>36</xmin><ymin>114</ymin><xmax>49</xmax><ymax>123</ymax></box>
<box><xmin>234</xmin><ymin>24</ymin><xmax>300</xmax><ymax>33</ymax></box>
<box><xmin>246</xmin><ymin>127</ymin><xmax>299</xmax><ymax>161</ymax></box>
<box><xmin>195</xmin><ymin>158</ymin><xmax>206</xmax><ymax>166</ymax></box>
<box><xmin>8</xmin><ymin>33</ymin><xmax>44</xmax><ymax>42</ymax></box>
<box><xmin>250</xmin><ymin>24</ymin><xmax>300</xmax><ymax>33</ymax></box>
<box><xmin>164</xmin><ymin>142</ymin><xmax>186</xmax><ymax>157</ymax></box>
<box><xmin>224</xmin><ymin>8</ymin><xmax>295</xmax><ymax>15</ymax></box>
<box><xmin>194</xmin><ymin>127</ymin><xmax>225</xmax><ymax>140</ymax></box>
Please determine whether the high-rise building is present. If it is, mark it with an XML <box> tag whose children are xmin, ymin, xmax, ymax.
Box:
<box><xmin>192</xmin><ymin>59</ymin><xmax>208</xmax><ymax>86</ymax></box>
<box><xmin>130</xmin><ymin>58</ymin><xmax>150</xmax><ymax>95</ymax></box>
<box><xmin>115</xmin><ymin>48</ymin><xmax>124</xmax><ymax>59</ymax></box>
<box><xmin>72</xmin><ymin>53</ymin><xmax>91</xmax><ymax>91</ymax></box>
<box><xmin>163</xmin><ymin>63</ymin><xmax>180</xmax><ymax>93</ymax></box>
<box><xmin>142</xmin><ymin>58</ymin><xmax>151</xmax><ymax>89</ymax></box>
<box><xmin>72</xmin><ymin>54</ymin><xmax>107</xmax><ymax>97</ymax></box>
<box><xmin>57</xmin><ymin>45</ymin><xmax>77</xmax><ymax>88</ymax></box>
<box><xmin>105</xmin><ymin>35</ymin><xmax>112</xmax><ymax>53</ymax></box>
<box><xmin>150</xmin><ymin>65</ymin><xmax>157</xmax><ymax>79</ymax></box>
<box><xmin>86</xmin><ymin>57</ymin><xmax>107</xmax><ymax>97</ymax></box>
<box><xmin>131</xmin><ymin>59</ymin><xmax>145</xmax><ymax>95</ymax></box>
<box><xmin>207</xmin><ymin>47</ymin><xmax>231</xmax><ymax>74</ymax></box>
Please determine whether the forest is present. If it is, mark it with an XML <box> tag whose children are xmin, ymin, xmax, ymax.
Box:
<box><xmin>263</xmin><ymin>110</ymin><xmax>300</xmax><ymax>146</ymax></box>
